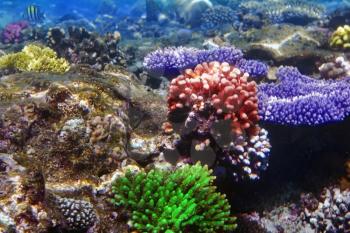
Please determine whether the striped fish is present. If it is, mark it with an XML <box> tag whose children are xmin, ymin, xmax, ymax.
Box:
<box><xmin>24</xmin><ymin>5</ymin><xmax>45</xmax><ymax>22</ymax></box>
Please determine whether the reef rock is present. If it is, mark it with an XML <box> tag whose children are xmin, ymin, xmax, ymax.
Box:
<box><xmin>234</xmin><ymin>25</ymin><xmax>332</xmax><ymax>74</ymax></box>
<box><xmin>0</xmin><ymin>66</ymin><xmax>167</xmax><ymax>232</ymax></box>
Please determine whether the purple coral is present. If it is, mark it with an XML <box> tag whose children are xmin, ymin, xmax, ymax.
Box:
<box><xmin>237</xmin><ymin>59</ymin><xmax>269</xmax><ymax>78</ymax></box>
<box><xmin>144</xmin><ymin>47</ymin><xmax>267</xmax><ymax>78</ymax></box>
<box><xmin>1</xmin><ymin>21</ymin><xmax>28</xmax><ymax>44</ymax></box>
<box><xmin>258</xmin><ymin>66</ymin><xmax>350</xmax><ymax>125</ymax></box>
<box><xmin>143</xmin><ymin>47</ymin><xmax>199</xmax><ymax>77</ymax></box>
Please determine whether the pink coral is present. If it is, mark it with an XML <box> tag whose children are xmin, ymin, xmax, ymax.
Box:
<box><xmin>2</xmin><ymin>21</ymin><xmax>29</xmax><ymax>44</ymax></box>
<box><xmin>167</xmin><ymin>61</ymin><xmax>260</xmax><ymax>136</ymax></box>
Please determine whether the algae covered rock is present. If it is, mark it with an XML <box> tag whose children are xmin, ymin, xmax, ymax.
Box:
<box><xmin>0</xmin><ymin>66</ymin><xmax>167</xmax><ymax>232</ymax></box>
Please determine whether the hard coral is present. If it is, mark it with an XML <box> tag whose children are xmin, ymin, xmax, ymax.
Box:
<box><xmin>168</xmin><ymin>62</ymin><xmax>259</xmax><ymax>135</ymax></box>
<box><xmin>165</xmin><ymin>62</ymin><xmax>270</xmax><ymax>181</ymax></box>
<box><xmin>47</xmin><ymin>26</ymin><xmax>126</xmax><ymax>70</ymax></box>
<box><xmin>1</xmin><ymin>21</ymin><xmax>28</xmax><ymax>44</ymax></box>
<box><xmin>0</xmin><ymin>44</ymin><xmax>70</xmax><ymax>73</ymax></box>
<box><xmin>144</xmin><ymin>46</ymin><xmax>268</xmax><ymax>79</ymax></box>
<box><xmin>258</xmin><ymin>66</ymin><xmax>350</xmax><ymax>125</ymax></box>
<box><xmin>111</xmin><ymin>163</ymin><xmax>237</xmax><ymax>233</ymax></box>
<box><xmin>201</xmin><ymin>5</ymin><xmax>237</xmax><ymax>29</ymax></box>
<box><xmin>56</xmin><ymin>197</ymin><xmax>97</xmax><ymax>231</ymax></box>
<box><xmin>330</xmin><ymin>25</ymin><xmax>350</xmax><ymax>49</ymax></box>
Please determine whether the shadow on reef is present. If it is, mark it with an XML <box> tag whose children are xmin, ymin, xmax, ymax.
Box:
<box><xmin>218</xmin><ymin>118</ymin><xmax>350</xmax><ymax>213</ymax></box>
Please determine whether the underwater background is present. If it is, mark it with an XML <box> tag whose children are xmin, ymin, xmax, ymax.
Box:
<box><xmin>1</xmin><ymin>0</ymin><xmax>350</xmax><ymax>232</ymax></box>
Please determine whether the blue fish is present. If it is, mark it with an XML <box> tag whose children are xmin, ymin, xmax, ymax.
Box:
<box><xmin>23</xmin><ymin>4</ymin><xmax>45</xmax><ymax>22</ymax></box>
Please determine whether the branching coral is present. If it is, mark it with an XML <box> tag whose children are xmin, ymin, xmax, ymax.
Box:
<box><xmin>168</xmin><ymin>62</ymin><xmax>260</xmax><ymax>135</ymax></box>
<box><xmin>164</xmin><ymin>62</ymin><xmax>270</xmax><ymax>181</ymax></box>
<box><xmin>143</xmin><ymin>46</ymin><xmax>268</xmax><ymax>79</ymax></box>
<box><xmin>239</xmin><ymin>0</ymin><xmax>324</xmax><ymax>25</ymax></box>
<box><xmin>201</xmin><ymin>5</ymin><xmax>237</xmax><ymax>29</ymax></box>
<box><xmin>111</xmin><ymin>163</ymin><xmax>237</xmax><ymax>233</ymax></box>
<box><xmin>1</xmin><ymin>21</ymin><xmax>29</xmax><ymax>44</ymax></box>
<box><xmin>0</xmin><ymin>44</ymin><xmax>70</xmax><ymax>73</ymax></box>
<box><xmin>258</xmin><ymin>66</ymin><xmax>350</xmax><ymax>125</ymax></box>
<box><xmin>330</xmin><ymin>25</ymin><xmax>350</xmax><ymax>49</ymax></box>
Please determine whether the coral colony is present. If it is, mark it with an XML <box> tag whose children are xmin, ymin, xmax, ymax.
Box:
<box><xmin>111</xmin><ymin>163</ymin><xmax>237</xmax><ymax>232</ymax></box>
<box><xmin>258</xmin><ymin>66</ymin><xmax>350</xmax><ymax>125</ymax></box>
<box><xmin>163</xmin><ymin>61</ymin><xmax>271</xmax><ymax>181</ymax></box>
<box><xmin>0</xmin><ymin>44</ymin><xmax>70</xmax><ymax>73</ymax></box>
<box><xmin>143</xmin><ymin>47</ymin><xmax>268</xmax><ymax>78</ymax></box>
<box><xmin>1</xmin><ymin>21</ymin><xmax>28</xmax><ymax>44</ymax></box>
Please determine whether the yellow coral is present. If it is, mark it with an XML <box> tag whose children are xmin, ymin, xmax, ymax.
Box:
<box><xmin>0</xmin><ymin>44</ymin><xmax>70</xmax><ymax>73</ymax></box>
<box><xmin>330</xmin><ymin>25</ymin><xmax>350</xmax><ymax>49</ymax></box>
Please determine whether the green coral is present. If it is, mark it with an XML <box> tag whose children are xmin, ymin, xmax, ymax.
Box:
<box><xmin>111</xmin><ymin>163</ymin><xmax>237</xmax><ymax>233</ymax></box>
<box><xmin>330</xmin><ymin>25</ymin><xmax>350</xmax><ymax>49</ymax></box>
<box><xmin>0</xmin><ymin>44</ymin><xmax>70</xmax><ymax>73</ymax></box>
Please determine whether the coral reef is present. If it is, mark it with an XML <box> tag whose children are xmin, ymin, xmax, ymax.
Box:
<box><xmin>1</xmin><ymin>0</ymin><xmax>350</xmax><ymax>231</ymax></box>
<box><xmin>111</xmin><ymin>163</ymin><xmax>237</xmax><ymax>232</ymax></box>
<box><xmin>163</xmin><ymin>62</ymin><xmax>270</xmax><ymax>181</ymax></box>
<box><xmin>330</xmin><ymin>25</ymin><xmax>350</xmax><ymax>49</ymax></box>
<box><xmin>46</xmin><ymin>26</ymin><xmax>126</xmax><ymax>70</ymax></box>
<box><xmin>258</xmin><ymin>66</ymin><xmax>350</xmax><ymax>125</ymax></box>
<box><xmin>0</xmin><ymin>44</ymin><xmax>70</xmax><ymax>73</ymax></box>
<box><xmin>301</xmin><ymin>187</ymin><xmax>350</xmax><ymax>232</ymax></box>
<box><xmin>143</xmin><ymin>46</ymin><xmax>267</xmax><ymax>78</ymax></box>
<box><xmin>1</xmin><ymin>21</ymin><xmax>29</xmax><ymax>44</ymax></box>
<box><xmin>319</xmin><ymin>56</ymin><xmax>350</xmax><ymax>80</ymax></box>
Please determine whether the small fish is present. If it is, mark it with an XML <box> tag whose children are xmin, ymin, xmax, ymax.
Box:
<box><xmin>23</xmin><ymin>4</ymin><xmax>45</xmax><ymax>22</ymax></box>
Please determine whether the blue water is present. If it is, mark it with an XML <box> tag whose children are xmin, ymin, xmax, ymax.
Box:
<box><xmin>2</xmin><ymin>0</ymin><xmax>347</xmax><ymax>25</ymax></box>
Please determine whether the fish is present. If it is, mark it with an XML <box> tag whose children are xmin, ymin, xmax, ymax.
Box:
<box><xmin>23</xmin><ymin>4</ymin><xmax>45</xmax><ymax>22</ymax></box>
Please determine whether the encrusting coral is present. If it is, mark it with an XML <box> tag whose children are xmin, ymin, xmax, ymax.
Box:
<box><xmin>330</xmin><ymin>25</ymin><xmax>350</xmax><ymax>49</ymax></box>
<box><xmin>111</xmin><ymin>163</ymin><xmax>237</xmax><ymax>233</ymax></box>
<box><xmin>0</xmin><ymin>44</ymin><xmax>70</xmax><ymax>73</ymax></box>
